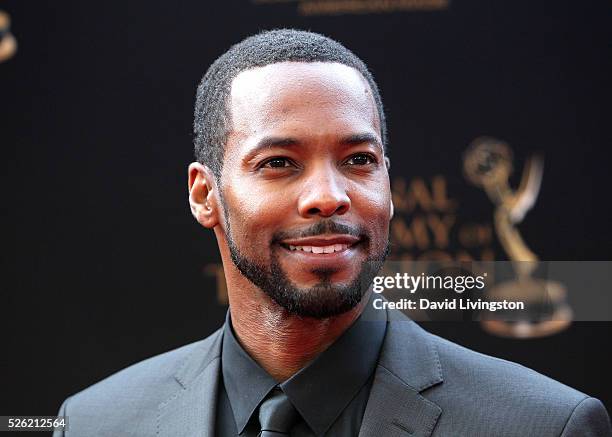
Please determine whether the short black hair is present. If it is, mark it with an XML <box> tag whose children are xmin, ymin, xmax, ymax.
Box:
<box><xmin>193</xmin><ymin>29</ymin><xmax>387</xmax><ymax>180</ymax></box>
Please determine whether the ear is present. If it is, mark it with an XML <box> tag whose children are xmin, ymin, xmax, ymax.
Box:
<box><xmin>188</xmin><ymin>162</ymin><xmax>220</xmax><ymax>229</ymax></box>
<box><xmin>384</xmin><ymin>156</ymin><xmax>394</xmax><ymax>220</ymax></box>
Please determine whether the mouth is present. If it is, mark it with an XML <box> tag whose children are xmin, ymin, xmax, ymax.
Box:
<box><xmin>279</xmin><ymin>234</ymin><xmax>361</xmax><ymax>255</ymax></box>
<box><xmin>286</xmin><ymin>243</ymin><xmax>350</xmax><ymax>253</ymax></box>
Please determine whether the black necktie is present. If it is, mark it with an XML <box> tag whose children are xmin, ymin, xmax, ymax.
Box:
<box><xmin>258</xmin><ymin>387</ymin><xmax>300</xmax><ymax>436</ymax></box>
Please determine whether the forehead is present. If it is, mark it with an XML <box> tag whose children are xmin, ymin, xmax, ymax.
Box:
<box><xmin>227</xmin><ymin>62</ymin><xmax>380</xmax><ymax>146</ymax></box>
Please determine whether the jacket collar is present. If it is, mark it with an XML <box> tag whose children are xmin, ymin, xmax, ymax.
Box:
<box><xmin>157</xmin><ymin>328</ymin><xmax>223</xmax><ymax>437</ymax></box>
<box><xmin>359</xmin><ymin>308</ymin><xmax>444</xmax><ymax>437</ymax></box>
<box><xmin>379</xmin><ymin>309</ymin><xmax>444</xmax><ymax>392</ymax></box>
<box><xmin>157</xmin><ymin>308</ymin><xmax>444</xmax><ymax>437</ymax></box>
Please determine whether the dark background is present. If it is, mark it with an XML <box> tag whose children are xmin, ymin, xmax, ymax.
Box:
<box><xmin>1</xmin><ymin>0</ymin><xmax>611</xmax><ymax>418</ymax></box>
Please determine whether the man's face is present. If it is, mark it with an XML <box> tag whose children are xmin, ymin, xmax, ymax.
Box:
<box><xmin>219</xmin><ymin>62</ymin><xmax>392</xmax><ymax>318</ymax></box>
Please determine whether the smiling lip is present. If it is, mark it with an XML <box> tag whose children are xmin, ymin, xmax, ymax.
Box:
<box><xmin>279</xmin><ymin>234</ymin><xmax>361</xmax><ymax>254</ymax></box>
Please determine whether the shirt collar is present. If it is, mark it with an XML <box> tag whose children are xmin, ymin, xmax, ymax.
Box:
<box><xmin>221</xmin><ymin>312</ymin><xmax>277</xmax><ymax>434</ymax></box>
<box><xmin>280</xmin><ymin>295</ymin><xmax>386</xmax><ymax>435</ymax></box>
<box><xmin>221</xmin><ymin>294</ymin><xmax>386</xmax><ymax>436</ymax></box>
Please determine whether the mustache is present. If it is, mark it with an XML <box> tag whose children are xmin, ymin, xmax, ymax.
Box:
<box><xmin>271</xmin><ymin>219</ymin><xmax>367</xmax><ymax>243</ymax></box>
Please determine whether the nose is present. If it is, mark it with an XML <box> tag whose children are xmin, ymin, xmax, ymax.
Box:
<box><xmin>297</xmin><ymin>165</ymin><xmax>351</xmax><ymax>218</ymax></box>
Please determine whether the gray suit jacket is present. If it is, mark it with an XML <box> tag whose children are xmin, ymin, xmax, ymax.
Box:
<box><xmin>54</xmin><ymin>309</ymin><xmax>612</xmax><ymax>436</ymax></box>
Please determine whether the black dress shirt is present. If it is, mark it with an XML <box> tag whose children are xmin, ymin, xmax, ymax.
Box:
<box><xmin>215</xmin><ymin>296</ymin><xmax>387</xmax><ymax>437</ymax></box>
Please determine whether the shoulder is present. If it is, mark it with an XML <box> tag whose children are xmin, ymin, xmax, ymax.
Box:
<box><xmin>417</xmin><ymin>323</ymin><xmax>610</xmax><ymax>436</ymax></box>
<box><xmin>54</xmin><ymin>328</ymin><xmax>222</xmax><ymax>436</ymax></box>
<box><xmin>383</xmin><ymin>311</ymin><xmax>589</xmax><ymax>405</ymax></box>
<box><xmin>71</xmin><ymin>330</ymin><xmax>220</xmax><ymax>402</ymax></box>
<box><xmin>429</xmin><ymin>330</ymin><xmax>586</xmax><ymax>403</ymax></box>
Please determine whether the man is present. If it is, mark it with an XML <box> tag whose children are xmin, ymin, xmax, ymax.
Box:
<box><xmin>54</xmin><ymin>29</ymin><xmax>611</xmax><ymax>436</ymax></box>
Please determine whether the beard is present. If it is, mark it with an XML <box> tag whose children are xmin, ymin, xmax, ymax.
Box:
<box><xmin>225</xmin><ymin>217</ymin><xmax>389</xmax><ymax>319</ymax></box>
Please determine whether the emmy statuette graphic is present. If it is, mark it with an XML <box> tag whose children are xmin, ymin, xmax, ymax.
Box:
<box><xmin>463</xmin><ymin>137</ymin><xmax>572</xmax><ymax>338</ymax></box>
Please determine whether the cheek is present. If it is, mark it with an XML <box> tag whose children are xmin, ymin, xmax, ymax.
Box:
<box><xmin>350</xmin><ymin>183</ymin><xmax>392</xmax><ymax>248</ymax></box>
<box><xmin>350</xmin><ymin>181</ymin><xmax>392</xmax><ymax>221</ymax></box>
<box><xmin>224</xmin><ymin>181</ymin><xmax>293</xmax><ymax>241</ymax></box>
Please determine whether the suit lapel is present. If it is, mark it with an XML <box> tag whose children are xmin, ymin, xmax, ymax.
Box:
<box><xmin>359</xmin><ymin>366</ymin><xmax>442</xmax><ymax>437</ymax></box>
<box><xmin>156</xmin><ymin>310</ymin><xmax>443</xmax><ymax>436</ymax></box>
<box><xmin>359</xmin><ymin>310</ymin><xmax>444</xmax><ymax>437</ymax></box>
<box><xmin>157</xmin><ymin>329</ymin><xmax>223</xmax><ymax>437</ymax></box>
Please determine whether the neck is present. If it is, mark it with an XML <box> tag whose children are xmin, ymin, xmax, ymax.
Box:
<box><xmin>228</xmin><ymin>281</ymin><xmax>367</xmax><ymax>382</ymax></box>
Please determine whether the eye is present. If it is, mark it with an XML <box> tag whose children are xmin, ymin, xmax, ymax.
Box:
<box><xmin>346</xmin><ymin>153</ymin><xmax>376</xmax><ymax>166</ymax></box>
<box><xmin>262</xmin><ymin>157</ymin><xmax>292</xmax><ymax>169</ymax></box>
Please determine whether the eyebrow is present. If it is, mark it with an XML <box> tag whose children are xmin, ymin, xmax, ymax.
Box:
<box><xmin>342</xmin><ymin>133</ymin><xmax>383</xmax><ymax>150</ymax></box>
<box><xmin>247</xmin><ymin>132</ymin><xmax>383</xmax><ymax>157</ymax></box>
